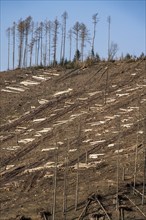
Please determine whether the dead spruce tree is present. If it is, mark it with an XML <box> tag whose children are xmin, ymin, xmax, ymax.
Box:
<box><xmin>11</xmin><ymin>22</ymin><xmax>16</xmax><ymax>69</ymax></box>
<box><xmin>60</xmin><ymin>24</ymin><xmax>64</xmax><ymax>63</ymax></box>
<box><xmin>79</xmin><ymin>23</ymin><xmax>89</xmax><ymax>62</ymax></box>
<box><xmin>107</xmin><ymin>15</ymin><xmax>111</xmax><ymax>61</ymax></box>
<box><xmin>52</xmin><ymin>18</ymin><xmax>60</xmax><ymax>66</ymax></box>
<box><xmin>39</xmin><ymin>21</ymin><xmax>44</xmax><ymax>66</ymax></box>
<box><xmin>91</xmin><ymin>13</ymin><xmax>99</xmax><ymax>58</ymax></box>
<box><xmin>73</xmin><ymin>21</ymin><xmax>81</xmax><ymax>62</ymax></box>
<box><xmin>109</xmin><ymin>41</ymin><xmax>118</xmax><ymax>61</ymax></box>
<box><xmin>17</xmin><ymin>18</ymin><xmax>25</xmax><ymax>68</ymax></box>
<box><xmin>34</xmin><ymin>23</ymin><xmax>42</xmax><ymax>66</ymax></box>
<box><xmin>6</xmin><ymin>27</ymin><xmax>11</xmax><ymax>70</ymax></box>
<box><xmin>34</xmin><ymin>22</ymin><xmax>39</xmax><ymax>66</ymax></box>
<box><xmin>62</xmin><ymin>11</ymin><xmax>68</xmax><ymax>65</ymax></box>
<box><xmin>44</xmin><ymin>20</ymin><xmax>48</xmax><ymax>66</ymax></box>
<box><xmin>29</xmin><ymin>21</ymin><xmax>34</xmax><ymax>67</ymax></box>
<box><xmin>47</xmin><ymin>20</ymin><xmax>52</xmax><ymax>66</ymax></box>
<box><xmin>68</xmin><ymin>28</ymin><xmax>72</xmax><ymax>61</ymax></box>
<box><xmin>23</xmin><ymin>16</ymin><xmax>32</xmax><ymax>68</ymax></box>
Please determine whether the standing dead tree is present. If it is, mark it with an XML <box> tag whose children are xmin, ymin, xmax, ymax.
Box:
<box><xmin>52</xmin><ymin>18</ymin><xmax>60</xmax><ymax>66</ymax></box>
<box><xmin>109</xmin><ymin>41</ymin><xmax>118</xmax><ymax>61</ymax></box>
<box><xmin>23</xmin><ymin>16</ymin><xmax>32</xmax><ymax>68</ymax></box>
<box><xmin>47</xmin><ymin>21</ymin><xmax>52</xmax><ymax>66</ymax></box>
<box><xmin>60</xmin><ymin>24</ymin><xmax>64</xmax><ymax>64</ymax></box>
<box><xmin>11</xmin><ymin>22</ymin><xmax>16</xmax><ymax>70</ymax></box>
<box><xmin>79</xmin><ymin>23</ymin><xmax>89</xmax><ymax>62</ymax></box>
<box><xmin>17</xmin><ymin>18</ymin><xmax>25</xmax><ymax>68</ymax></box>
<box><xmin>40</xmin><ymin>22</ymin><xmax>44</xmax><ymax>66</ymax></box>
<box><xmin>73</xmin><ymin>22</ymin><xmax>81</xmax><ymax>62</ymax></box>
<box><xmin>44</xmin><ymin>20</ymin><xmax>48</xmax><ymax>67</ymax></box>
<box><xmin>62</xmin><ymin>11</ymin><xmax>68</xmax><ymax>65</ymax></box>
<box><xmin>107</xmin><ymin>16</ymin><xmax>111</xmax><ymax>61</ymax></box>
<box><xmin>91</xmin><ymin>13</ymin><xmax>99</xmax><ymax>58</ymax></box>
<box><xmin>68</xmin><ymin>28</ymin><xmax>72</xmax><ymax>61</ymax></box>
<box><xmin>6</xmin><ymin>27</ymin><xmax>11</xmax><ymax>70</ymax></box>
<box><xmin>29</xmin><ymin>21</ymin><xmax>34</xmax><ymax>67</ymax></box>
<box><xmin>44</xmin><ymin>20</ymin><xmax>52</xmax><ymax>66</ymax></box>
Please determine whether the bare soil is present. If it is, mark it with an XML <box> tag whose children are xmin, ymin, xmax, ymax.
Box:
<box><xmin>0</xmin><ymin>60</ymin><xmax>146</xmax><ymax>220</ymax></box>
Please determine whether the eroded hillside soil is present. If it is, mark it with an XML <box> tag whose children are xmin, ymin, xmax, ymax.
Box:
<box><xmin>0</xmin><ymin>60</ymin><xmax>146</xmax><ymax>219</ymax></box>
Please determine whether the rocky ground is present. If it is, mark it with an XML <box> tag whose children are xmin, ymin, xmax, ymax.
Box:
<box><xmin>0</xmin><ymin>59</ymin><xmax>146</xmax><ymax>220</ymax></box>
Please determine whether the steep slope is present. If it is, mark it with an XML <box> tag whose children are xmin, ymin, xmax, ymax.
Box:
<box><xmin>0</xmin><ymin>60</ymin><xmax>146</xmax><ymax>220</ymax></box>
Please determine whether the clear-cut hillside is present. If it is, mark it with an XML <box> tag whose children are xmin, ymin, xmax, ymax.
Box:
<box><xmin>0</xmin><ymin>60</ymin><xmax>146</xmax><ymax>220</ymax></box>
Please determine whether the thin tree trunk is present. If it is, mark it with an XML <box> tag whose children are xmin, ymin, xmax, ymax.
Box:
<box><xmin>48</xmin><ymin>28</ymin><xmax>51</xmax><ymax>66</ymax></box>
<box><xmin>116</xmin><ymin>116</ymin><xmax>121</xmax><ymax>213</ymax></box>
<box><xmin>52</xmin><ymin>144</ymin><xmax>58</xmax><ymax>220</ymax></box>
<box><xmin>12</xmin><ymin>22</ymin><xmax>15</xmax><ymax>70</ymax></box>
<box><xmin>40</xmin><ymin>22</ymin><xmax>43</xmax><ymax>66</ymax></box>
<box><xmin>142</xmin><ymin>117</ymin><xmax>146</xmax><ymax>205</ymax></box>
<box><xmin>75</xmin><ymin>123</ymin><xmax>81</xmax><ymax>211</ymax></box>
<box><xmin>60</xmin><ymin>25</ymin><xmax>63</xmax><ymax>64</ymax></box>
<box><xmin>63</xmin><ymin>140</ymin><xmax>69</xmax><ymax>219</ymax></box>
<box><xmin>7</xmin><ymin>28</ymin><xmax>10</xmax><ymax>70</ymax></box>
<box><xmin>107</xmin><ymin>16</ymin><xmax>111</xmax><ymax>61</ymax></box>
<box><xmin>104</xmin><ymin>68</ymin><xmax>109</xmax><ymax>105</ymax></box>
<box><xmin>62</xmin><ymin>16</ymin><xmax>67</xmax><ymax>65</ymax></box>
<box><xmin>68</xmin><ymin>29</ymin><xmax>72</xmax><ymax>61</ymax></box>
<box><xmin>133</xmin><ymin>99</ymin><xmax>140</xmax><ymax>192</ymax></box>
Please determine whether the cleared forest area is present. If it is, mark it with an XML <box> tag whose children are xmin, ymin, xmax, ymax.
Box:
<box><xmin>0</xmin><ymin>59</ymin><xmax>146</xmax><ymax>220</ymax></box>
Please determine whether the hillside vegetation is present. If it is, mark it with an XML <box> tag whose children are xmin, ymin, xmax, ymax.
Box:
<box><xmin>0</xmin><ymin>59</ymin><xmax>146</xmax><ymax>220</ymax></box>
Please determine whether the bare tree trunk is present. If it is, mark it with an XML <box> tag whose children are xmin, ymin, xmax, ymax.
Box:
<box><xmin>12</xmin><ymin>22</ymin><xmax>16</xmax><ymax>70</ymax></box>
<box><xmin>116</xmin><ymin>116</ymin><xmax>121</xmax><ymax>213</ymax></box>
<box><xmin>107</xmin><ymin>16</ymin><xmax>111</xmax><ymax>61</ymax></box>
<box><xmin>75</xmin><ymin>152</ymin><xmax>79</xmax><ymax>211</ymax></box>
<box><xmin>48</xmin><ymin>26</ymin><xmax>51</xmax><ymax>66</ymax></box>
<box><xmin>134</xmin><ymin>98</ymin><xmax>140</xmax><ymax>192</ymax></box>
<box><xmin>17</xmin><ymin>19</ymin><xmax>25</xmax><ymax>68</ymax></box>
<box><xmin>104</xmin><ymin>68</ymin><xmax>109</xmax><ymax>105</ymax></box>
<box><xmin>52</xmin><ymin>144</ymin><xmax>58</xmax><ymax>220</ymax></box>
<box><xmin>44</xmin><ymin>20</ymin><xmax>48</xmax><ymax>67</ymax></box>
<box><xmin>91</xmin><ymin>13</ymin><xmax>99</xmax><ymax>57</ymax></box>
<box><xmin>37</xmin><ymin>33</ymin><xmax>40</xmax><ymax>66</ymax></box>
<box><xmin>23</xmin><ymin>16</ymin><xmax>32</xmax><ymax>68</ymax></box>
<box><xmin>75</xmin><ymin>122</ymin><xmax>81</xmax><ymax>211</ymax></box>
<box><xmin>63</xmin><ymin>140</ymin><xmax>69</xmax><ymax>219</ymax></box>
<box><xmin>29</xmin><ymin>22</ymin><xmax>34</xmax><ymax>67</ymax></box>
<box><xmin>46</xmin><ymin>21</ymin><xmax>52</xmax><ymax>66</ymax></box>
<box><xmin>73</xmin><ymin>22</ymin><xmax>80</xmax><ymax>62</ymax></box>
<box><xmin>80</xmin><ymin>23</ymin><xmax>89</xmax><ymax>62</ymax></box>
<box><xmin>68</xmin><ymin>29</ymin><xmax>72</xmax><ymax>61</ymax></box>
<box><xmin>142</xmin><ymin>117</ymin><xmax>146</xmax><ymax>205</ymax></box>
<box><xmin>62</xmin><ymin>11</ymin><xmax>68</xmax><ymax>65</ymax></box>
<box><xmin>6</xmin><ymin>27</ymin><xmax>11</xmax><ymax>70</ymax></box>
<box><xmin>52</xmin><ymin>18</ymin><xmax>59</xmax><ymax>66</ymax></box>
<box><xmin>40</xmin><ymin>22</ymin><xmax>43</xmax><ymax>66</ymax></box>
<box><xmin>60</xmin><ymin>25</ymin><xmax>63</xmax><ymax>64</ymax></box>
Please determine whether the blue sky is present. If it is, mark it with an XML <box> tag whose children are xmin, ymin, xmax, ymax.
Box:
<box><xmin>0</xmin><ymin>0</ymin><xmax>145</xmax><ymax>71</ymax></box>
